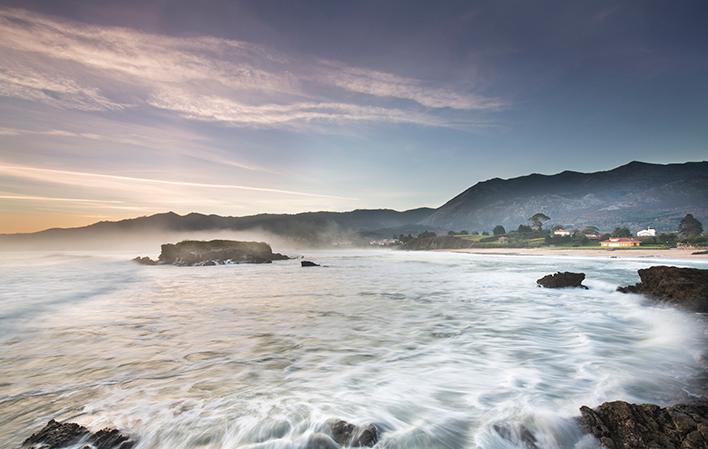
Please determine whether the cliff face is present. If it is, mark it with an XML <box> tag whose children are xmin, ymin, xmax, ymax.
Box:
<box><xmin>422</xmin><ymin>161</ymin><xmax>708</xmax><ymax>231</ymax></box>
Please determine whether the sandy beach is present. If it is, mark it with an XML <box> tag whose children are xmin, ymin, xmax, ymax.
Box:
<box><xmin>441</xmin><ymin>247</ymin><xmax>708</xmax><ymax>261</ymax></box>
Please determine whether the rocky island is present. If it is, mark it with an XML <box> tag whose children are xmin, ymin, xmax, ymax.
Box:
<box><xmin>133</xmin><ymin>240</ymin><xmax>290</xmax><ymax>266</ymax></box>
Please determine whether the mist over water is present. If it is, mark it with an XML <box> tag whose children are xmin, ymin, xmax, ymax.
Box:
<box><xmin>1</xmin><ymin>250</ymin><xmax>706</xmax><ymax>449</ymax></box>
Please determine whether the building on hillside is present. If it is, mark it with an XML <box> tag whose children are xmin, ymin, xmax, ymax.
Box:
<box><xmin>600</xmin><ymin>237</ymin><xmax>641</xmax><ymax>248</ymax></box>
<box><xmin>637</xmin><ymin>228</ymin><xmax>656</xmax><ymax>237</ymax></box>
<box><xmin>553</xmin><ymin>228</ymin><xmax>572</xmax><ymax>237</ymax></box>
<box><xmin>584</xmin><ymin>233</ymin><xmax>601</xmax><ymax>240</ymax></box>
<box><xmin>498</xmin><ymin>236</ymin><xmax>509</xmax><ymax>243</ymax></box>
<box><xmin>369</xmin><ymin>238</ymin><xmax>399</xmax><ymax>247</ymax></box>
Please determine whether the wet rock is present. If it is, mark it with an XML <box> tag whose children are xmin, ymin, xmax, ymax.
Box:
<box><xmin>330</xmin><ymin>420</ymin><xmax>379</xmax><ymax>447</ymax></box>
<box><xmin>301</xmin><ymin>260</ymin><xmax>320</xmax><ymax>267</ymax></box>
<box><xmin>616</xmin><ymin>266</ymin><xmax>708</xmax><ymax>312</ymax></box>
<box><xmin>304</xmin><ymin>433</ymin><xmax>340</xmax><ymax>449</ymax></box>
<box><xmin>135</xmin><ymin>240</ymin><xmax>290</xmax><ymax>266</ymax></box>
<box><xmin>20</xmin><ymin>419</ymin><xmax>135</xmax><ymax>449</ymax></box>
<box><xmin>536</xmin><ymin>272</ymin><xmax>587</xmax><ymax>289</ymax></box>
<box><xmin>579</xmin><ymin>400</ymin><xmax>708</xmax><ymax>449</ymax></box>
<box><xmin>493</xmin><ymin>423</ymin><xmax>538</xmax><ymax>449</ymax></box>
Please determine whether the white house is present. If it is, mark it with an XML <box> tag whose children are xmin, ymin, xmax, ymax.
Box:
<box><xmin>553</xmin><ymin>228</ymin><xmax>572</xmax><ymax>237</ymax></box>
<box><xmin>637</xmin><ymin>228</ymin><xmax>656</xmax><ymax>237</ymax></box>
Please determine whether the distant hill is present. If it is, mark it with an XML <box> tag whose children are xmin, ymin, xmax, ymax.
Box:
<box><xmin>1</xmin><ymin>161</ymin><xmax>705</xmax><ymax>250</ymax></box>
<box><xmin>422</xmin><ymin>161</ymin><xmax>708</xmax><ymax>232</ymax></box>
<box><xmin>0</xmin><ymin>208</ymin><xmax>436</xmax><ymax>250</ymax></box>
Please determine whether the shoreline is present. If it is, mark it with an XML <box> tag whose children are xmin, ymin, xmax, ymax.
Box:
<box><xmin>438</xmin><ymin>247</ymin><xmax>708</xmax><ymax>261</ymax></box>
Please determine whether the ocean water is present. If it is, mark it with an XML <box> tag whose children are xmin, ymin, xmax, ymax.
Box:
<box><xmin>0</xmin><ymin>250</ymin><xmax>706</xmax><ymax>449</ymax></box>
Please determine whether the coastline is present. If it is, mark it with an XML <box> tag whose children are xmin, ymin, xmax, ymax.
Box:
<box><xmin>438</xmin><ymin>247</ymin><xmax>708</xmax><ymax>260</ymax></box>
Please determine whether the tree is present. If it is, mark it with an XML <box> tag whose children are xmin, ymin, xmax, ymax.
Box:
<box><xmin>459</xmin><ymin>230</ymin><xmax>469</xmax><ymax>235</ymax></box>
<box><xmin>493</xmin><ymin>225</ymin><xmax>506</xmax><ymax>236</ymax></box>
<box><xmin>611</xmin><ymin>227</ymin><xmax>632</xmax><ymax>238</ymax></box>
<box><xmin>678</xmin><ymin>214</ymin><xmax>703</xmax><ymax>239</ymax></box>
<box><xmin>448</xmin><ymin>231</ymin><xmax>456</xmax><ymax>236</ymax></box>
<box><xmin>582</xmin><ymin>226</ymin><xmax>599</xmax><ymax>235</ymax></box>
<box><xmin>418</xmin><ymin>230</ymin><xmax>437</xmax><ymax>239</ymax></box>
<box><xmin>529</xmin><ymin>213</ymin><xmax>550</xmax><ymax>231</ymax></box>
<box><xmin>517</xmin><ymin>224</ymin><xmax>533</xmax><ymax>234</ymax></box>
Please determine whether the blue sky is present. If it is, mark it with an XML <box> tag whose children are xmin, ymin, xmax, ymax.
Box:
<box><xmin>0</xmin><ymin>0</ymin><xmax>706</xmax><ymax>232</ymax></box>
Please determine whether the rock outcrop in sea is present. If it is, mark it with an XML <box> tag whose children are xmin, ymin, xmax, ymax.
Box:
<box><xmin>617</xmin><ymin>266</ymin><xmax>708</xmax><ymax>312</ymax></box>
<box><xmin>133</xmin><ymin>240</ymin><xmax>290</xmax><ymax>266</ymax></box>
<box><xmin>330</xmin><ymin>420</ymin><xmax>379</xmax><ymax>447</ymax></box>
<box><xmin>579</xmin><ymin>400</ymin><xmax>708</xmax><ymax>449</ymax></box>
<box><xmin>301</xmin><ymin>260</ymin><xmax>320</xmax><ymax>267</ymax></box>
<box><xmin>19</xmin><ymin>419</ymin><xmax>135</xmax><ymax>449</ymax></box>
<box><xmin>536</xmin><ymin>272</ymin><xmax>587</xmax><ymax>289</ymax></box>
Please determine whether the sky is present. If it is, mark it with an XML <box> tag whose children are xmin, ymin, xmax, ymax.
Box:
<box><xmin>0</xmin><ymin>1</ymin><xmax>707</xmax><ymax>233</ymax></box>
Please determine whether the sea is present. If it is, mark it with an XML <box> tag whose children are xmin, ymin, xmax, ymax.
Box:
<box><xmin>1</xmin><ymin>249</ymin><xmax>706</xmax><ymax>449</ymax></box>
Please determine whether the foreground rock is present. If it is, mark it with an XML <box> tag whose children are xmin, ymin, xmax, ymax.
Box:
<box><xmin>617</xmin><ymin>266</ymin><xmax>708</xmax><ymax>312</ymax></box>
<box><xmin>536</xmin><ymin>272</ymin><xmax>587</xmax><ymax>289</ymax></box>
<box><xmin>579</xmin><ymin>400</ymin><xmax>707</xmax><ymax>449</ymax></box>
<box><xmin>20</xmin><ymin>419</ymin><xmax>135</xmax><ymax>449</ymax></box>
<box><xmin>133</xmin><ymin>240</ymin><xmax>290</xmax><ymax>266</ymax></box>
<box><xmin>330</xmin><ymin>420</ymin><xmax>379</xmax><ymax>447</ymax></box>
<box><xmin>301</xmin><ymin>260</ymin><xmax>320</xmax><ymax>267</ymax></box>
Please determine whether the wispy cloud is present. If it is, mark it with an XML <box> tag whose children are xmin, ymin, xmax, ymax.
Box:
<box><xmin>147</xmin><ymin>88</ymin><xmax>449</xmax><ymax>128</ymax></box>
<box><xmin>0</xmin><ymin>63</ymin><xmax>124</xmax><ymax>111</ymax></box>
<box><xmin>317</xmin><ymin>61</ymin><xmax>505</xmax><ymax>110</ymax></box>
<box><xmin>0</xmin><ymin>125</ymin><xmax>276</xmax><ymax>173</ymax></box>
<box><xmin>0</xmin><ymin>193</ymin><xmax>146</xmax><ymax>210</ymax></box>
<box><xmin>0</xmin><ymin>163</ymin><xmax>355</xmax><ymax>200</ymax></box>
<box><xmin>0</xmin><ymin>7</ymin><xmax>502</xmax><ymax>129</ymax></box>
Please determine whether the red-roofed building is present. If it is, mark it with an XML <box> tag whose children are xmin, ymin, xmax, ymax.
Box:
<box><xmin>600</xmin><ymin>237</ymin><xmax>641</xmax><ymax>248</ymax></box>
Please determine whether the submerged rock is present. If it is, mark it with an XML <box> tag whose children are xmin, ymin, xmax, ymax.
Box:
<box><xmin>20</xmin><ymin>419</ymin><xmax>135</xmax><ymax>449</ymax></box>
<box><xmin>301</xmin><ymin>260</ymin><xmax>320</xmax><ymax>267</ymax></box>
<box><xmin>536</xmin><ymin>272</ymin><xmax>587</xmax><ymax>289</ymax></box>
<box><xmin>304</xmin><ymin>433</ymin><xmax>340</xmax><ymax>449</ymax></box>
<box><xmin>617</xmin><ymin>266</ymin><xmax>708</xmax><ymax>312</ymax></box>
<box><xmin>492</xmin><ymin>423</ymin><xmax>538</xmax><ymax>449</ymax></box>
<box><xmin>330</xmin><ymin>420</ymin><xmax>379</xmax><ymax>447</ymax></box>
<box><xmin>579</xmin><ymin>400</ymin><xmax>708</xmax><ymax>449</ymax></box>
<box><xmin>132</xmin><ymin>256</ymin><xmax>157</xmax><ymax>265</ymax></box>
<box><xmin>134</xmin><ymin>240</ymin><xmax>290</xmax><ymax>266</ymax></box>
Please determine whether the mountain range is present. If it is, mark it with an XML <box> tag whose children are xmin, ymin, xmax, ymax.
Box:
<box><xmin>1</xmin><ymin>161</ymin><xmax>705</xmax><ymax>250</ymax></box>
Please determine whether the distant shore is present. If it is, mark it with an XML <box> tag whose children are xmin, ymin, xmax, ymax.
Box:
<box><xmin>439</xmin><ymin>247</ymin><xmax>708</xmax><ymax>260</ymax></box>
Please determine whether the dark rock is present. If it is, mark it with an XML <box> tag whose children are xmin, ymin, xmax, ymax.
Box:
<box><xmin>330</xmin><ymin>420</ymin><xmax>379</xmax><ymax>447</ymax></box>
<box><xmin>492</xmin><ymin>423</ymin><xmax>538</xmax><ymax>449</ymax></box>
<box><xmin>135</xmin><ymin>240</ymin><xmax>290</xmax><ymax>266</ymax></box>
<box><xmin>304</xmin><ymin>433</ymin><xmax>340</xmax><ymax>449</ymax></box>
<box><xmin>536</xmin><ymin>272</ymin><xmax>587</xmax><ymax>289</ymax></box>
<box><xmin>616</xmin><ymin>266</ymin><xmax>708</xmax><ymax>312</ymax></box>
<box><xmin>579</xmin><ymin>400</ymin><xmax>708</xmax><ymax>449</ymax></box>
<box><xmin>20</xmin><ymin>419</ymin><xmax>135</xmax><ymax>449</ymax></box>
<box><xmin>87</xmin><ymin>428</ymin><xmax>135</xmax><ymax>449</ymax></box>
<box><xmin>301</xmin><ymin>261</ymin><xmax>320</xmax><ymax>267</ymax></box>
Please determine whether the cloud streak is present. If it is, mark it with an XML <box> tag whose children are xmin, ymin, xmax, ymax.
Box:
<box><xmin>0</xmin><ymin>7</ymin><xmax>502</xmax><ymax>129</ymax></box>
<box><xmin>0</xmin><ymin>164</ymin><xmax>355</xmax><ymax>200</ymax></box>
